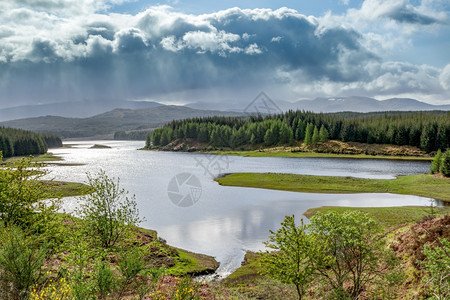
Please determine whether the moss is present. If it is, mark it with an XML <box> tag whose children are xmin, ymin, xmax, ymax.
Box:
<box><xmin>168</xmin><ymin>249</ymin><xmax>219</xmax><ymax>276</ymax></box>
<box><xmin>43</xmin><ymin>181</ymin><xmax>93</xmax><ymax>198</ymax></box>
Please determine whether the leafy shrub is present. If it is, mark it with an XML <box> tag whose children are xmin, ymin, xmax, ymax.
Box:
<box><xmin>421</xmin><ymin>238</ymin><xmax>450</xmax><ymax>299</ymax></box>
<box><xmin>261</xmin><ymin>212</ymin><xmax>401</xmax><ymax>299</ymax></box>
<box><xmin>0</xmin><ymin>226</ymin><xmax>48</xmax><ymax>299</ymax></box>
<box><xmin>0</xmin><ymin>157</ymin><xmax>60</xmax><ymax>229</ymax></box>
<box><xmin>95</xmin><ymin>260</ymin><xmax>115</xmax><ymax>299</ymax></box>
<box><xmin>76</xmin><ymin>170</ymin><xmax>142</xmax><ymax>248</ymax></box>
<box><xmin>117</xmin><ymin>248</ymin><xmax>146</xmax><ymax>298</ymax></box>
<box><xmin>439</xmin><ymin>149</ymin><xmax>450</xmax><ymax>177</ymax></box>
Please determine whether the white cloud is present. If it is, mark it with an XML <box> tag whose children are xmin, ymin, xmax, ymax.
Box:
<box><xmin>245</xmin><ymin>43</ymin><xmax>262</xmax><ymax>55</ymax></box>
<box><xmin>440</xmin><ymin>64</ymin><xmax>450</xmax><ymax>90</ymax></box>
<box><xmin>182</xmin><ymin>30</ymin><xmax>241</xmax><ymax>54</ymax></box>
<box><xmin>270</xmin><ymin>36</ymin><xmax>282</xmax><ymax>43</ymax></box>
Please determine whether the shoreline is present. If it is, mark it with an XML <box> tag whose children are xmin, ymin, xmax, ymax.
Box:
<box><xmin>147</xmin><ymin>139</ymin><xmax>433</xmax><ymax>161</ymax></box>
<box><xmin>146</xmin><ymin>148</ymin><xmax>432</xmax><ymax>162</ymax></box>
<box><xmin>215</xmin><ymin>173</ymin><xmax>450</xmax><ymax>203</ymax></box>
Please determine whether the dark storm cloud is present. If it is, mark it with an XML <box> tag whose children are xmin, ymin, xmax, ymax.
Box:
<box><xmin>0</xmin><ymin>2</ymin><xmax>448</xmax><ymax>106</ymax></box>
<box><xmin>0</xmin><ymin>7</ymin><xmax>381</xmax><ymax>103</ymax></box>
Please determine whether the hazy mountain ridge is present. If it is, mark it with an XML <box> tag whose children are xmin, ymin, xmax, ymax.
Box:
<box><xmin>1</xmin><ymin>97</ymin><xmax>448</xmax><ymax>123</ymax></box>
<box><xmin>0</xmin><ymin>100</ymin><xmax>163</xmax><ymax>122</ymax></box>
<box><xmin>293</xmin><ymin>97</ymin><xmax>450</xmax><ymax>112</ymax></box>
<box><xmin>0</xmin><ymin>106</ymin><xmax>245</xmax><ymax>138</ymax></box>
<box><xmin>187</xmin><ymin>96</ymin><xmax>450</xmax><ymax>113</ymax></box>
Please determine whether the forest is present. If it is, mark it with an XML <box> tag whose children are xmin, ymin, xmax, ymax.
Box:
<box><xmin>147</xmin><ymin>111</ymin><xmax>450</xmax><ymax>153</ymax></box>
<box><xmin>0</xmin><ymin>127</ymin><xmax>62</xmax><ymax>158</ymax></box>
<box><xmin>114</xmin><ymin>130</ymin><xmax>152</xmax><ymax>141</ymax></box>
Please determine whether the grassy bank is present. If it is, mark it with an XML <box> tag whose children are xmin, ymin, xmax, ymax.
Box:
<box><xmin>209</xmin><ymin>150</ymin><xmax>432</xmax><ymax>161</ymax></box>
<box><xmin>304</xmin><ymin>206</ymin><xmax>450</xmax><ymax>228</ymax></box>
<box><xmin>216</xmin><ymin>173</ymin><xmax>450</xmax><ymax>202</ymax></box>
<box><xmin>43</xmin><ymin>180</ymin><xmax>93</xmax><ymax>198</ymax></box>
<box><xmin>3</xmin><ymin>152</ymin><xmax>63</xmax><ymax>163</ymax></box>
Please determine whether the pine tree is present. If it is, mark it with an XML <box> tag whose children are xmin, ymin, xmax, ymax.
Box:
<box><xmin>319</xmin><ymin>125</ymin><xmax>329</xmax><ymax>143</ymax></box>
<box><xmin>304</xmin><ymin>123</ymin><xmax>313</xmax><ymax>145</ymax></box>
<box><xmin>295</xmin><ymin>119</ymin><xmax>306</xmax><ymax>140</ymax></box>
<box><xmin>311</xmin><ymin>126</ymin><xmax>319</xmax><ymax>144</ymax></box>
<box><xmin>264</xmin><ymin>127</ymin><xmax>278</xmax><ymax>146</ymax></box>
<box><xmin>279</xmin><ymin>124</ymin><xmax>293</xmax><ymax>145</ymax></box>
<box><xmin>430</xmin><ymin>149</ymin><xmax>442</xmax><ymax>174</ymax></box>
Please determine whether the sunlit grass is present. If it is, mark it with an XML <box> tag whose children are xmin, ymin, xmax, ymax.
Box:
<box><xmin>216</xmin><ymin>173</ymin><xmax>450</xmax><ymax>202</ymax></box>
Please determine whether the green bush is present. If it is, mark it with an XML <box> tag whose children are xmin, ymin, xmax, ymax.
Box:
<box><xmin>421</xmin><ymin>238</ymin><xmax>450</xmax><ymax>299</ymax></box>
<box><xmin>0</xmin><ymin>157</ymin><xmax>60</xmax><ymax>229</ymax></box>
<box><xmin>0</xmin><ymin>226</ymin><xmax>48</xmax><ymax>299</ymax></box>
<box><xmin>76</xmin><ymin>170</ymin><xmax>142</xmax><ymax>248</ymax></box>
<box><xmin>95</xmin><ymin>261</ymin><xmax>115</xmax><ymax>299</ymax></box>
<box><xmin>117</xmin><ymin>248</ymin><xmax>146</xmax><ymax>298</ymax></box>
<box><xmin>439</xmin><ymin>149</ymin><xmax>450</xmax><ymax>177</ymax></box>
<box><xmin>261</xmin><ymin>212</ymin><xmax>401</xmax><ymax>299</ymax></box>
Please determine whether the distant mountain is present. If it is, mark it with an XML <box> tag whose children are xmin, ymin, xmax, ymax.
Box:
<box><xmin>187</xmin><ymin>96</ymin><xmax>450</xmax><ymax>113</ymax></box>
<box><xmin>0</xmin><ymin>105</ymin><xmax>245</xmax><ymax>138</ymax></box>
<box><xmin>0</xmin><ymin>100</ymin><xmax>164</xmax><ymax>122</ymax></box>
<box><xmin>292</xmin><ymin>97</ymin><xmax>450</xmax><ymax>113</ymax></box>
<box><xmin>185</xmin><ymin>98</ymin><xmax>295</xmax><ymax>112</ymax></box>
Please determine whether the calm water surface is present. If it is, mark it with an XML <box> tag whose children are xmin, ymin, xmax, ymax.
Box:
<box><xmin>45</xmin><ymin>141</ymin><xmax>433</xmax><ymax>277</ymax></box>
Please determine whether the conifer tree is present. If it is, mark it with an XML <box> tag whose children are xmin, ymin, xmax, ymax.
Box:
<box><xmin>319</xmin><ymin>125</ymin><xmax>329</xmax><ymax>143</ymax></box>
<box><xmin>311</xmin><ymin>126</ymin><xmax>319</xmax><ymax>144</ymax></box>
<box><xmin>430</xmin><ymin>149</ymin><xmax>442</xmax><ymax>174</ymax></box>
<box><xmin>304</xmin><ymin>123</ymin><xmax>313</xmax><ymax>145</ymax></box>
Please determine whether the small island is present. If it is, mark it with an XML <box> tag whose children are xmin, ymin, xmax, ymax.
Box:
<box><xmin>90</xmin><ymin>144</ymin><xmax>112</xmax><ymax>149</ymax></box>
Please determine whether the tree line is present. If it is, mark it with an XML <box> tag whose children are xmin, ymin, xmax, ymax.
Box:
<box><xmin>114</xmin><ymin>130</ymin><xmax>152</xmax><ymax>141</ymax></box>
<box><xmin>147</xmin><ymin>111</ymin><xmax>450</xmax><ymax>153</ymax></box>
<box><xmin>0</xmin><ymin>127</ymin><xmax>62</xmax><ymax>158</ymax></box>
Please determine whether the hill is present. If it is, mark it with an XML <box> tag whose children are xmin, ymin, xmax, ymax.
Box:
<box><xmin>0</xmin><ymin>100</ymin><xmax>163</xmax><ymax>122</ymax></box>
<box><xmin>0</xmin><ymin>106</ymin><xmax>245</xmax><ymax>138</ymax></box>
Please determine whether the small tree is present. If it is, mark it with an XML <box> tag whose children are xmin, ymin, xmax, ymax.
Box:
<box><xmin>304</xmin><ymin>123</ymin><xmax>313</xmax><ymax>145</ymax></box>
<box><xmin>311</xmin><ymin>126</ymin><xmax>319</xmax><ymax>144</ymax></box>
<box><xmin>260</xmin><ymin>215</ymin><xmax>324</xmax><ymax>300</ymax></box>
<box><xmin>0</xmin><ymin>155</ymin><xmax>59</xmax><ymax>229</ymax></box>
<box><xmin>430</xmin><ymin>149</ymin><xmax>442</xmax><ymax>174</ymax></box>
<box><xmin>439</xmin><ymin>149</ymin><xmax>450</xmax><ymax>177</ymax></box>
<box><xmin>309</xmin><ymin>211</ymin><xmax>389</xmax><ymax>299</ymax></box>
<box><xmin>77</xmin><ymin>171</ymin><xmax>142</xmax><ymax>248</ymax></box>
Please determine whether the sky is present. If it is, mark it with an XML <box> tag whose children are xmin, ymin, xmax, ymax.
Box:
<box><xmin>0</xmin><ymin>0</ymin><xmax>449</xmax><ymax>109</ymax></box>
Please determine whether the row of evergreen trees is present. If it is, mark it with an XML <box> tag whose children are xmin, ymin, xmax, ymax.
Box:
<box><xmin>147</xmin><ymin>111</ymin><xmax>449</xmax><ymax>153</ymax></box>
<box><xmin>114</xmin><ymin>130</ymin><xmax>152</xmax><ymax>141</ymax></box>
<box><xmin>0</xmin><ymin>127</ymin><xmax>62</xmax><ymax>158</ymax></box>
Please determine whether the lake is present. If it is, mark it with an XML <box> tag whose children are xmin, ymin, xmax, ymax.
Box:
<box><xmin>45</xmin><ymin>140</ymin><xmax>434</xmax><ymax>277</ymax></box>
